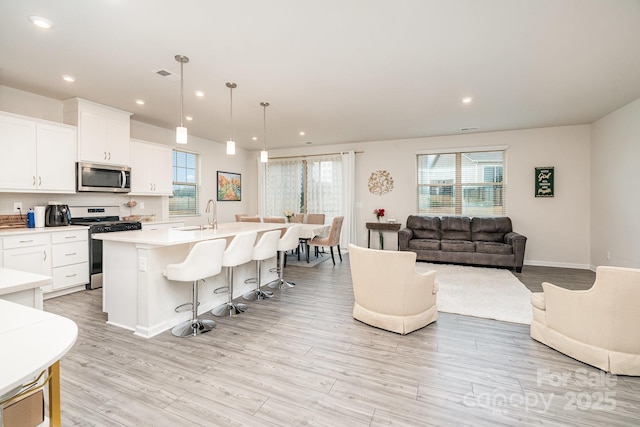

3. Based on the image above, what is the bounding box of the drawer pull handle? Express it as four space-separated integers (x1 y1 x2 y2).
65 236 77 239
65 252 77 256
19 240 34 243
65 273 77 278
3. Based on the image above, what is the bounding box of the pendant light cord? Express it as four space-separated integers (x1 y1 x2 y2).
261 101 269 151
179 60 184 127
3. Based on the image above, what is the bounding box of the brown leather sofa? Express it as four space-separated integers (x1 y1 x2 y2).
398 215 527 272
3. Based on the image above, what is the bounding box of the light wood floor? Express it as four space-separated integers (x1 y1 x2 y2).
44 257 640 426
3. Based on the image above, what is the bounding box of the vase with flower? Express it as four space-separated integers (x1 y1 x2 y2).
373 208 386 249
373 208 385 222
283 209 294 223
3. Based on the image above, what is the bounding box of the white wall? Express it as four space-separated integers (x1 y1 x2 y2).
591 97 640 268
261 125 592 268
0 86 253 225
2 85 597 268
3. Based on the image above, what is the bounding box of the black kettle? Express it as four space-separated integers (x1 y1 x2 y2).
45 203 71 227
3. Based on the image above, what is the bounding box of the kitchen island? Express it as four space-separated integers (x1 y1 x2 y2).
93 222 286 338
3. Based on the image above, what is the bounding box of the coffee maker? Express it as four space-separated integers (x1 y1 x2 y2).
45 202 71 227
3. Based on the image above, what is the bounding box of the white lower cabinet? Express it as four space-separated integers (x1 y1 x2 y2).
50 230 89 293
1 229 89 296
141 221 184 231
2 234 52 292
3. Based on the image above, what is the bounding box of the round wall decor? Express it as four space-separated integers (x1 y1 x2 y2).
368 170 394 195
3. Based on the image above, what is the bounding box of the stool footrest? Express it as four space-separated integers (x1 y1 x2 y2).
213 286 229 294
174 302 199 313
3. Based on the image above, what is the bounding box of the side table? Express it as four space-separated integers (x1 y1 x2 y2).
365 222 402 249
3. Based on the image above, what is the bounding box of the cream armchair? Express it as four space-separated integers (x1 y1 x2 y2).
530 266 640 375
348 244 438 335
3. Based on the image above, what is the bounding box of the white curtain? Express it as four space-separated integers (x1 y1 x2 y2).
341 151 356 247
306 155 342 222
265 159 304 216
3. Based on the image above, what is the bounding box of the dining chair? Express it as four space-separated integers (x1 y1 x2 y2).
234 213 248 222
309 216 344 265
239 216 262 222
290 213 304 223
305 213 325 224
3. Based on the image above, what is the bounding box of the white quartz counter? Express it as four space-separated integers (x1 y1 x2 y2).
0 299 78 397
0 268 52 296
93 221 287 246
0 225 89 237
0 267 52 309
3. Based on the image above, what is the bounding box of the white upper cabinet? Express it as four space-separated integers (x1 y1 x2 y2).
36 122 77 192
0 112 76 193
129 139 173 196
63 98 132 166
0 113 37 191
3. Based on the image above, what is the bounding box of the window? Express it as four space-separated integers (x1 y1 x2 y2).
266 155 342 220
170 149 199 216
417 150 505 216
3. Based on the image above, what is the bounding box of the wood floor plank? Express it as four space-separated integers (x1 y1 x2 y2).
42 258 640 426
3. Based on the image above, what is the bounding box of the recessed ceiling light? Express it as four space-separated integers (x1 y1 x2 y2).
462 97 473 104
29 15 54 29
252 136 258 141
195 90 205 97
299 131 305 136
185 116 193 121
61 75 75 82
135 99 145 105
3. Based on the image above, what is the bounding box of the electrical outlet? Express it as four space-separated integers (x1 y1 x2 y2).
606 251 611 260
139 256 147 272
140 202 145 210
13 202 22 213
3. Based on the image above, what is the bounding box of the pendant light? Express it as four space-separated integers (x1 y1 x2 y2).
226 82 237 155
175 54 189 144
260 102 269 163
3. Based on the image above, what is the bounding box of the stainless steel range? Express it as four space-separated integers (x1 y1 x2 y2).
69 206 142 289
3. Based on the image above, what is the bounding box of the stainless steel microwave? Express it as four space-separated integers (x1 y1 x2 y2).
77 162 131 193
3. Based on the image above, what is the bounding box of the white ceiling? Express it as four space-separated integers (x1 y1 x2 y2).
2 0 640 150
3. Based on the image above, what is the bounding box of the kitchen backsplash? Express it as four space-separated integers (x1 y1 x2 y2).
0 193 165 221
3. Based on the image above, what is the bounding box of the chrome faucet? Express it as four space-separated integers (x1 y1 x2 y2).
205 199 217 229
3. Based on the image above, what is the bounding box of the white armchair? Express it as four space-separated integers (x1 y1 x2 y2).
530 266 640 375
348 244 438 335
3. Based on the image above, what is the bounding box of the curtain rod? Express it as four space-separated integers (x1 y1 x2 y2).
269 150 364 160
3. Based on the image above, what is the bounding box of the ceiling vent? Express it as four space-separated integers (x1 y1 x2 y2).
460 126 479 132
153 69 180 81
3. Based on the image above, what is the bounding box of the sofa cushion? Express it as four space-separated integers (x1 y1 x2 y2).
475 241 512 255
472 217 512 242
441 240 474 252
441 216 471 241
408 239 440 251
406 215 441 240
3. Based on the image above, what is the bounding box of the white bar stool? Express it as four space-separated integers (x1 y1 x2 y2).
243 230 281 301
212 231 257 316
164 239 226 337
268 224 302 289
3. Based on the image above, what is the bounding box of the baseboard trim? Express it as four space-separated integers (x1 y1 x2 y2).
524 260 592 270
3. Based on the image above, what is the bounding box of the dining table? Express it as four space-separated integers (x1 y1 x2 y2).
296 223 330 262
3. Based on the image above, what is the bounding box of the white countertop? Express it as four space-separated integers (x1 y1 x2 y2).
0 268 52 296
0 225 89 237
0 299 78 396
92 221 287 246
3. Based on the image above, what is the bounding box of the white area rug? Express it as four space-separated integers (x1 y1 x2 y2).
415 263 532 324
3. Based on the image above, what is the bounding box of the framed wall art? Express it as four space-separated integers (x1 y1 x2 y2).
535 167 554 197
217 171 241 201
